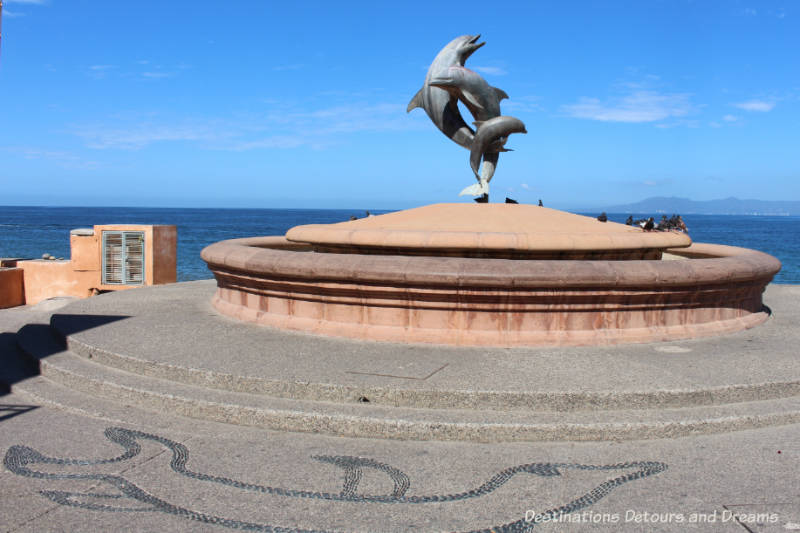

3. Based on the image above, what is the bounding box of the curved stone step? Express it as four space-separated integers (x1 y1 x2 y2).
16 323 800 442
55 313 800 413
45 281 800 413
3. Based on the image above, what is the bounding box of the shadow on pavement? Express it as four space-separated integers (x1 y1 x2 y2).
0 315 129 398
0 403 38 421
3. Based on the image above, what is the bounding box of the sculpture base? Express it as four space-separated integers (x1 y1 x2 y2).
202 236 780 347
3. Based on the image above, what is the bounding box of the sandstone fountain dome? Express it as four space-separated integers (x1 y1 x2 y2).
201 202 780 346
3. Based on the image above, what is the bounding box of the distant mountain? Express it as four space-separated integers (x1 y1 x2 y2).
603 196 800 216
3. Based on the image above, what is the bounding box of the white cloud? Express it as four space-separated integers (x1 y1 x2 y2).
3 8 24 16
520 183 530 190
502 95 542 113
86 65 116 79
2 146 99 169
471 66 508 76
74 123 226 150
71 99 426 151
562 91 693 123
4 0 48 4
723 114 738 122
732 99 775 112
141 71 173 79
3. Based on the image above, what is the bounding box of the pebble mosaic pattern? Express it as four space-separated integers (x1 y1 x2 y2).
4 427 667 532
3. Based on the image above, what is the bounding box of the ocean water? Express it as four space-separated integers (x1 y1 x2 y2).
1 206 798 284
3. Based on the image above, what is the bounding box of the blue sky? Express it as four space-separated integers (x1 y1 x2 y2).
1 0 798 209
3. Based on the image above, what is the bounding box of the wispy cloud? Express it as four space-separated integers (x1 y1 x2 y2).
732 99 775 112
3 9 25 16
562 90 693 123
87 64 116 79
723 114 738 122
4 0 49 4
471 66 508 76
71 99 426 151
614 178 674 187
74 123 226 150
141 71 173 79
2 146 99 169
503 95 542 113
740 7 757 16
85 62 182 81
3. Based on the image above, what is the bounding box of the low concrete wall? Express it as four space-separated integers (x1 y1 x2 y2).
16 260 98 305
0 268 25 309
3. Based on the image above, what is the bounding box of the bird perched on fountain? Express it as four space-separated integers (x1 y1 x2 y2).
625 215 633 225
643 217 655 231
597 212 608 222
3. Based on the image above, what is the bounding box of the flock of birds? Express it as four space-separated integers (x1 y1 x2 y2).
595 212 689 233
347 202 688 235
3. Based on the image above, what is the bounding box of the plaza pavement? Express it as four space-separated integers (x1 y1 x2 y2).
1 284 798 532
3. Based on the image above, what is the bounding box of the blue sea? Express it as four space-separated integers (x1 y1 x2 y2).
1 206 798 284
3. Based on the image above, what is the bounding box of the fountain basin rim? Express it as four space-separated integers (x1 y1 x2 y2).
201 237 781 289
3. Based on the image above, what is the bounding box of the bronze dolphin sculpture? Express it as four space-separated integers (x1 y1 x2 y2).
408 35 526 199
428 65 513 196
469 116 527 180
407 34 484 150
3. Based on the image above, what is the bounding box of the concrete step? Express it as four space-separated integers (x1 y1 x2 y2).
16 323 800 442
53 316 800 413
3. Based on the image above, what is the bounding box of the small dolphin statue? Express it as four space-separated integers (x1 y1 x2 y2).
469 116 527 185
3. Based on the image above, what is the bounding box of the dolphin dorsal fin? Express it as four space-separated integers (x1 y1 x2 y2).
493 87 509 101
461 91 485 110
407 88 424 113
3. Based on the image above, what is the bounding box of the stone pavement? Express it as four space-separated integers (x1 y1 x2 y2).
1 285 799 532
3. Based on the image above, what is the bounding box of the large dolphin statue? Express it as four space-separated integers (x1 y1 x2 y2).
407 34 485 150
408 35 526 200
428 65 516 196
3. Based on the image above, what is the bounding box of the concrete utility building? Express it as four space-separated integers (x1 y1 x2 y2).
0 224 176 308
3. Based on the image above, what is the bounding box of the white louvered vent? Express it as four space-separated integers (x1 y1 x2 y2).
102 231 145 285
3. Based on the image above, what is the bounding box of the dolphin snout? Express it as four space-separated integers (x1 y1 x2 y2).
461 34 485 60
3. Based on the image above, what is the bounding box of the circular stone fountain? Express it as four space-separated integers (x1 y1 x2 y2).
201 203 781 346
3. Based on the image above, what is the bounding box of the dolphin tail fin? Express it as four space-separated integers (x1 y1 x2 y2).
493 87 509 101
459 181 490 197
407 89 424 113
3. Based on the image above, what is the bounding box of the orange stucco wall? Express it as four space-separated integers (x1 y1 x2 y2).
0 268 25 309
0 224 178 307
16 260 98 305
71 233 100 271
